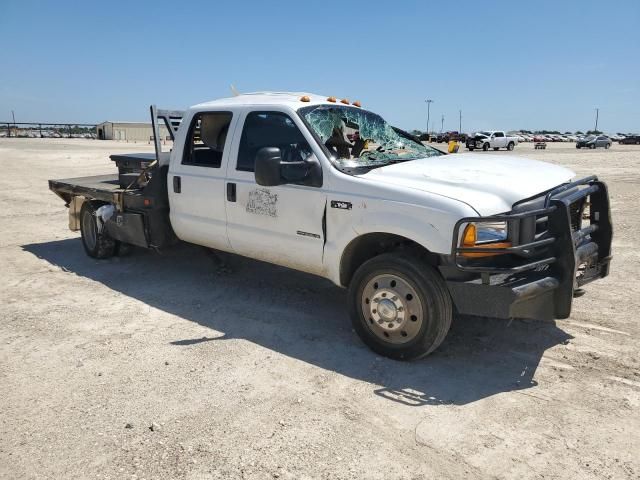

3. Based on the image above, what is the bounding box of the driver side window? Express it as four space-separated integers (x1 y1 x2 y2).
237 111 312 172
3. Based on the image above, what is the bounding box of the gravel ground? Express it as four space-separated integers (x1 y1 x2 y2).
0 138 638 480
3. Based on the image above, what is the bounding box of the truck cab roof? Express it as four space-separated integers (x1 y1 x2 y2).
191 91 353 111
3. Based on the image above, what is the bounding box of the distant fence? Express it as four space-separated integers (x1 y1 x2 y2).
0 122 97 139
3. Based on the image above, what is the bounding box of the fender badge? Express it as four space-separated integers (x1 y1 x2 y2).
296 231 321 239
331 200 352 210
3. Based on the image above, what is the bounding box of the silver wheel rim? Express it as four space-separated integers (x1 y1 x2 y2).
82 210 97 250
361 274 424 344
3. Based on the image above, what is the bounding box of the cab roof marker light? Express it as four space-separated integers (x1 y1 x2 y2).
300 95 311 102
340 98 350 105
352 100 361 107
327 96 337 102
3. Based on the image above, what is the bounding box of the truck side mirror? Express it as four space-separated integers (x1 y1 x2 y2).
254 147 322 187
255 147 284 186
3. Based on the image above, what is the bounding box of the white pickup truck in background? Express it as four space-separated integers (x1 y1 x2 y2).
49 92 612 360
466 130 519 151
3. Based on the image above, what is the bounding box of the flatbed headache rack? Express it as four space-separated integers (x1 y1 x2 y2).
150 105 184 162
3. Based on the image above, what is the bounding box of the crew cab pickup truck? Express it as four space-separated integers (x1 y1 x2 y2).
466 130 518 151
49 92 612 360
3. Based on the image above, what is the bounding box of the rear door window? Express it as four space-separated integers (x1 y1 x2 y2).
182 112 233 168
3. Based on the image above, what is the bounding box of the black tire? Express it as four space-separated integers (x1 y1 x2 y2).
80 201 117 259
605 143 610 150
590 144 596 149
576 145 581 149
482 143 489 151
507 142 515 151
468 147 474 151
348 252 452 360
493 147 499 151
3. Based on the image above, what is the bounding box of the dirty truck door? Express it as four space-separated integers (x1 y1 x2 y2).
224 110 327 276
168 110 237 251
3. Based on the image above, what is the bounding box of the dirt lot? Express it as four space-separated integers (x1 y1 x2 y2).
0 138 638 479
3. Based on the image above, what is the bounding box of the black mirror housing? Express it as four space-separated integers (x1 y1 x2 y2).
254 147 284 186
254 147 323 188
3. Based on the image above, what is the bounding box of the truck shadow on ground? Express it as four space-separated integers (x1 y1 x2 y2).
23 240 572 406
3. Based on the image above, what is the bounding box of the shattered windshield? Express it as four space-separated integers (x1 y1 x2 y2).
299 105 442 170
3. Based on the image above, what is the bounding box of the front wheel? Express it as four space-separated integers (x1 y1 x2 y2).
482 143 489 151
348 253 452 360
605 143 610 149
590 144 596 149
507 142 515 151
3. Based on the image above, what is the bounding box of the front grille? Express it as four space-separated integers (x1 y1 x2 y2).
569 199 585 232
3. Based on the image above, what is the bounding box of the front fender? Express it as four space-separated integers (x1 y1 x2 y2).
323 196 476 285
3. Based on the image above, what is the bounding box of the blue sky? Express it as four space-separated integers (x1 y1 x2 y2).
1 0 638 133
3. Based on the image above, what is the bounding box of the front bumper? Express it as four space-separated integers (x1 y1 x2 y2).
444 176 612 320
466 139 485 148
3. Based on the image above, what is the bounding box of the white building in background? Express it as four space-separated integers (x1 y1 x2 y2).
96 121 170 142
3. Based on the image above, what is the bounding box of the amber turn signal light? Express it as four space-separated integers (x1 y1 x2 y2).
300 95 310 102
352 100 361 107
327 96 337 102
340 98 350 104
462 223 476 247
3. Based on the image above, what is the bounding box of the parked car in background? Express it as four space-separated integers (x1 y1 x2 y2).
466 131 518 151
619 135 640 145
435 131 461 143
576 135 612 149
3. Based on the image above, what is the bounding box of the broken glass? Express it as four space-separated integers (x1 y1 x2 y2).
300 105 442 170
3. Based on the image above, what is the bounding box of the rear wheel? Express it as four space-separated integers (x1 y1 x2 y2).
348 253 452 360
482 143 489 151
507 142 515 151
605 143 610 149
80 202 116 259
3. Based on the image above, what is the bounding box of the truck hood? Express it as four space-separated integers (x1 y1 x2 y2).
357 153 575 215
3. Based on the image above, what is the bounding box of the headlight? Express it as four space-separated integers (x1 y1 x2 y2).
460 221 510 257
475 222 508 243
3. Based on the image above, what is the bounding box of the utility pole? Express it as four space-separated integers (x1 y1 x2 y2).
459 110 462 132
10 111 15 138
425 99 434 134
441 114 444 133
594 108 599 133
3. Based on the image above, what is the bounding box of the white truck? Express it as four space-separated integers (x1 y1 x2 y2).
49 92 612 360
466 130 519 151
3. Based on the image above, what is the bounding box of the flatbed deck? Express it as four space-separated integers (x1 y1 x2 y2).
49 174 125 205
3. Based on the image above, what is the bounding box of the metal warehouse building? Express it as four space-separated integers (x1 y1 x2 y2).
96 121 170 142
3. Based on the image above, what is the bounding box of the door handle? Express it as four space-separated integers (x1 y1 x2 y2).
227 182 236 202
173 176 181 193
